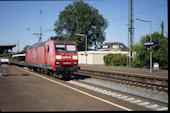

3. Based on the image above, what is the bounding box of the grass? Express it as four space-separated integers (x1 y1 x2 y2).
104 65 168 71
105 65 145 69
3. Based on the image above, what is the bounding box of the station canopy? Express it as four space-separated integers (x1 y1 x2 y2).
0 44 16 54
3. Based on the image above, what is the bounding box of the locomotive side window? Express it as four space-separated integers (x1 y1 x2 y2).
66 44 76 52
47 45 49 52
55 44 65 52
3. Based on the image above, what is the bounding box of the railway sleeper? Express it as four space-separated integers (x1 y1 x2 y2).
153 79 168 86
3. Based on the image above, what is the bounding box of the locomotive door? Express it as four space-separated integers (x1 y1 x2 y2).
45 45 49 64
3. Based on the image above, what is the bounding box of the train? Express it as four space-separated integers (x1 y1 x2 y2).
25 38 80 79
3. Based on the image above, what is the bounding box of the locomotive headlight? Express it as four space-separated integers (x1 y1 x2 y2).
56 55 62 59
72 56 78 59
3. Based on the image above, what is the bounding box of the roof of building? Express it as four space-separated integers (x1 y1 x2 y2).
0 44 16 54
99 42 127 50
103 42 126 47
12 54 26 57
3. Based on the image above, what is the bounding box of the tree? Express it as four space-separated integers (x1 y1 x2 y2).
19 45 30 54
54 0 108 51
132 32 168 69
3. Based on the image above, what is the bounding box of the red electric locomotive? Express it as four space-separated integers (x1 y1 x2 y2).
26 38 80 79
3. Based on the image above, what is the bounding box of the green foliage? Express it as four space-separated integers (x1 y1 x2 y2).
54 0 108 51
0 52 16 60
18 45 30 54
132 32 168 69
103 54 127 66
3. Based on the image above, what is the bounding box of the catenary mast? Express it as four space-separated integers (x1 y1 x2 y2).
128 0 134 67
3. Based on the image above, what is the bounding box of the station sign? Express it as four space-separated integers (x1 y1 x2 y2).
144 41 158 46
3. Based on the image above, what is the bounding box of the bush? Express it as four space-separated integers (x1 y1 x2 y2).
132 32 168 69
103 54 127 66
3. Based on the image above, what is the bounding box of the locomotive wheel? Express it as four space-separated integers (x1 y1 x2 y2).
37 68 41 73
44 69 47 74
53 72 63 78
53 72 57 78
58 74 63 79
33 67 37 72
30 68 34 71
40 68 44 74
46 70 50 76
44 69 49 75
49 71 53 76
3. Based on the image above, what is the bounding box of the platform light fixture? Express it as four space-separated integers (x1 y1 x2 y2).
136 17 153 73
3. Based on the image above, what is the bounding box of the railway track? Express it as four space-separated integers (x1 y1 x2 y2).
75 68 168 93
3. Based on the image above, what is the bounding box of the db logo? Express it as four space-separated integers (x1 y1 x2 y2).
32 52 37 58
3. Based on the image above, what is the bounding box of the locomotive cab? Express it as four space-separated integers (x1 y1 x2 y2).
55 43 78 66
53 41 80 79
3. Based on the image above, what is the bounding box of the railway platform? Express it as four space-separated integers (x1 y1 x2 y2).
0 65 153 111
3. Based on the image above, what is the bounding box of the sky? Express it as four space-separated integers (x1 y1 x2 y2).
0 0 168 52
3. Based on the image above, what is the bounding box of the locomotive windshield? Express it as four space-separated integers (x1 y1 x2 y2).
66 44 76 52
55 44 76 52
55 44 65 52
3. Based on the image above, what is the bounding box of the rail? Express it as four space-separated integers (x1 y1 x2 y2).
77 67 168 87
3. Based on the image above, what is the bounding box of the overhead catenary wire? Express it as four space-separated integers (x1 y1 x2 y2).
109 3 167 23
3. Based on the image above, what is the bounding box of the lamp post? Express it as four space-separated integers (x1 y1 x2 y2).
75 33 87 66
156 16 164 36
136 18 153 73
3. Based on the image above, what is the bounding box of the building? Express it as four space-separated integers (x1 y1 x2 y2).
98 42 127 51
78 51 136 65
12 54 26 61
